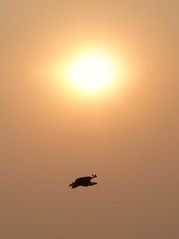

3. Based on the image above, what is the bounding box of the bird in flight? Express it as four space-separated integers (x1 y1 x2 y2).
69 174 97 189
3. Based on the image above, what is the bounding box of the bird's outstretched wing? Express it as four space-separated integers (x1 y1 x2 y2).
75 176 91 184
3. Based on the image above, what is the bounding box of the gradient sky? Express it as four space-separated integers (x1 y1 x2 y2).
1 1 179 238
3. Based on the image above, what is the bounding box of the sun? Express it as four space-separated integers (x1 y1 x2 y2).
68 53 116 93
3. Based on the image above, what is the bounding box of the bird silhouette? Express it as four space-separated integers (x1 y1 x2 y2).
69 174 97 189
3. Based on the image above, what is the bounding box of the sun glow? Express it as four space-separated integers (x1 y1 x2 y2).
68 53 116 93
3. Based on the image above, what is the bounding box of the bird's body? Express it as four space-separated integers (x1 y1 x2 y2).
69 174 97 189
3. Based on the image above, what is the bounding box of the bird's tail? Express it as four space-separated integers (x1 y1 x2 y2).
69 182 78 188
92 174 97 178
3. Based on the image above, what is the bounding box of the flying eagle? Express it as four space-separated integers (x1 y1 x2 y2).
69 174 97 189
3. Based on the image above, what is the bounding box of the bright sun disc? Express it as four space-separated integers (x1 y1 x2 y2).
68 53 116 93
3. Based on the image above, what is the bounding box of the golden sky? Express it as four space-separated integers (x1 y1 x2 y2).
1 1 179 238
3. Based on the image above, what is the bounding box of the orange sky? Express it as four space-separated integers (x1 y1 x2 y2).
1 1 179 238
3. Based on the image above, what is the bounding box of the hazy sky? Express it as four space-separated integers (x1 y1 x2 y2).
1 1 179 238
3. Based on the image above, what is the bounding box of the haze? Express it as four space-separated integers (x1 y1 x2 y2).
1 1 179 239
